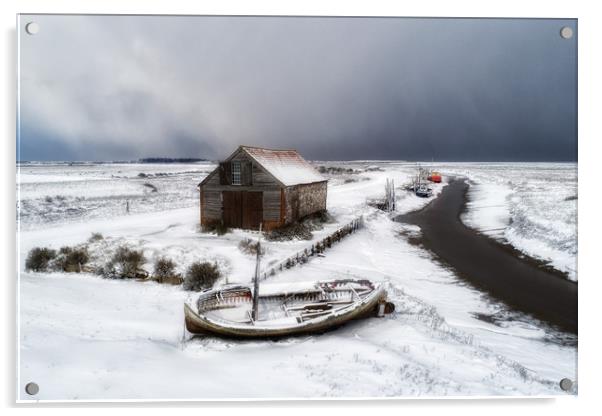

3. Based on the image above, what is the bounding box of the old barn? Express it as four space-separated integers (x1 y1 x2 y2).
198 146 328 231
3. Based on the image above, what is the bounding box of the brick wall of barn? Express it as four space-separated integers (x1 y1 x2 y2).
284 182 327 223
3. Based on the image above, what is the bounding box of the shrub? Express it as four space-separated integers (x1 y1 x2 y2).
317 166 357 175
153 257 182 284
238 238 265 256
183 261 221 291
314 209 334 224
203 222 229 236
266 222 313 241
102 246 146 279
265 210 333 242
265 211 331 242
52 246 90 272
88 232 104 242
25 247 57 272
215 223 229 236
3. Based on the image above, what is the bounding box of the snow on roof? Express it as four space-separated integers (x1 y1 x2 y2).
240 146 326 186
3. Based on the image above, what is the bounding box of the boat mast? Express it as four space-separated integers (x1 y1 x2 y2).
251 223 262 321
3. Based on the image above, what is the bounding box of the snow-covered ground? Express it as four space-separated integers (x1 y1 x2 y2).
17 162 215 229
17 162 577 400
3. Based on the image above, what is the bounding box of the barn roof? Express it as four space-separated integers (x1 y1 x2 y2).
238 146 326 186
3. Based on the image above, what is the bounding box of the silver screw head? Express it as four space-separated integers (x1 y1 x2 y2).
25 22 40 35
25 382 39 395
560 26 573 39
559 378 573 392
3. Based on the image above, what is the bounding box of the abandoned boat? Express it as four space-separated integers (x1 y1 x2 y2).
415 184 433 198
184 278 394 338
428 171 442 183
184 224 393 338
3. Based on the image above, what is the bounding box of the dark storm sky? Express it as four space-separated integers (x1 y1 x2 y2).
18 16 577 161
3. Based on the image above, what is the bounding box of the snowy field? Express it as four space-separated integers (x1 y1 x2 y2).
17 162 577 400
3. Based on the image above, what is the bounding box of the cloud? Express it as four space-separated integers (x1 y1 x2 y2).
18 16 577 161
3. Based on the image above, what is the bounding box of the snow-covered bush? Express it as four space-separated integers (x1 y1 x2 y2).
266 222 313 241
266 210 333 242
152 257 182 284
51 246 90 272
100 246 147 279
238 238 265 256
317 165 358 175
25 247 57 272
202 222 229 235
183 261 220 291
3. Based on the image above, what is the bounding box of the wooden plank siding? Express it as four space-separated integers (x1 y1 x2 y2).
201 149 283 229
242 191 263 229
252 163 277 187
222 191 242 228
263 190 281 222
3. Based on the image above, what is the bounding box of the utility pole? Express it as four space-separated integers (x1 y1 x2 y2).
251 223 262 322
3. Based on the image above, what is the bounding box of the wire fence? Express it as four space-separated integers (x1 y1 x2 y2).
259 216 364 281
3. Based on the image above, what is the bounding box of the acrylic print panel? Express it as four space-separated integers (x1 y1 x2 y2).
17 15 577 401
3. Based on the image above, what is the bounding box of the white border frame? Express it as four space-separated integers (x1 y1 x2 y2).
3 0 600 413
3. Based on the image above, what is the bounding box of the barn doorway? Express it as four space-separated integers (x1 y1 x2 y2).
222 191 263 230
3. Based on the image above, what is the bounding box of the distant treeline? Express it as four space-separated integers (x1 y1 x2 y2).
138 157 207 163
18 158 209 165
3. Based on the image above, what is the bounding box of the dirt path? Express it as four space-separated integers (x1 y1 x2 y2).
397 178 577 334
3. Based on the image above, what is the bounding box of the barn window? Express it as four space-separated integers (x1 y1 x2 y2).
231 161 242 185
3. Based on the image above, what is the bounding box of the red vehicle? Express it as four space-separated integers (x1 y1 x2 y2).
428 171 442 183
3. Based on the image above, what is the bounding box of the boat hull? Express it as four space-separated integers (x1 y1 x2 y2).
184 283 389 338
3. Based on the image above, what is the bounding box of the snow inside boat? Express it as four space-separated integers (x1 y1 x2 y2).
184 279 394 338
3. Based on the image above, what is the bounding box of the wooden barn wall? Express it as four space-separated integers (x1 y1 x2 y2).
251 163 277 187
200 149 283 227
203 150 281 191
203 171 221 186
283 186 295 223
263 190 281 222
201 189 222 222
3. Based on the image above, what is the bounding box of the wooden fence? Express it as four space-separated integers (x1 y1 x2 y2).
259 216 364 280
